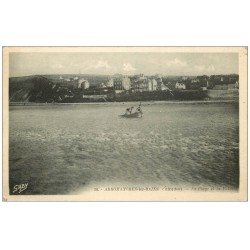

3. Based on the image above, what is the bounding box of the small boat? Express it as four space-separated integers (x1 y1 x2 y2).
120 111 143 118
120 103 143 118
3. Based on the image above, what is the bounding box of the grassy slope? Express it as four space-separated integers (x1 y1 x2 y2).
9 75 53 102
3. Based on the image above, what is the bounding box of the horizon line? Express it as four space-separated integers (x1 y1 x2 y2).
9 72 239 78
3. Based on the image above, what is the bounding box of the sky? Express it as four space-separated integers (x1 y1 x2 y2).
9 52 239 77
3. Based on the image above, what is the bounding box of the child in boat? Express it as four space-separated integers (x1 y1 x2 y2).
136 105 143 116
136 105 142 113
126 107 134 114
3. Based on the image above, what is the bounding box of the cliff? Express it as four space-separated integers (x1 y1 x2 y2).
9 75 74 103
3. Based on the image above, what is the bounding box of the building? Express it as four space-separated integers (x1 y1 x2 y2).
131 76 159 92
78 78 90 89
99 82 107 89
140 79 150 92
131 79 141 92
155 77 163 90
106 78 114 88
122 77 131 90
175 82 186 90
132 78 146 92
114 78 123 92
114 77 131 92
148 79 158 91
132 78 155 92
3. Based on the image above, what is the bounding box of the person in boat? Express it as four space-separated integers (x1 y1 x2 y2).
136 104 142 114
125 106 134 114
130 107 134 114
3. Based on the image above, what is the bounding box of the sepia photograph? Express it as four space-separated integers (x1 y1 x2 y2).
1 1 250 249
2 46 247 201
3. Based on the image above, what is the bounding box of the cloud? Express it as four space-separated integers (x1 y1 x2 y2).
123 63 136 72
81 59 112 73
51 63 64 69
93 60 111 70
207 64 215 72
194 65 206 71
166 58 187 67
194 64 216 73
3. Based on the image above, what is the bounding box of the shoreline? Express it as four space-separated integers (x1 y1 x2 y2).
9 99 239 106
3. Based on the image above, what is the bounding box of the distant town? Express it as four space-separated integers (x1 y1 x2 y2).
9 73 239 103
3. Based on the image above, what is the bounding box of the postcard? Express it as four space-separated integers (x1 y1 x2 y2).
2 46 247 201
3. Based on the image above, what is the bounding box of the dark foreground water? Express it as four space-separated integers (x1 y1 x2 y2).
9 102 239 194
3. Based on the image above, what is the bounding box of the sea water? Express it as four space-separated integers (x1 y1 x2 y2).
9 102 239 194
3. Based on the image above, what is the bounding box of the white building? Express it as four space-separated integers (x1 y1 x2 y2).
148 79 158 91
122 77 131 90
78 78 90 89
175 82 186 90
107 78 114 87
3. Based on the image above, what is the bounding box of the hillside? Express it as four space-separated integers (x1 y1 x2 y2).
9 76 53 102
9 75 75 103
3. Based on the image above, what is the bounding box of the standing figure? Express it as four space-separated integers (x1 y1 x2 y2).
136 104 143 116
